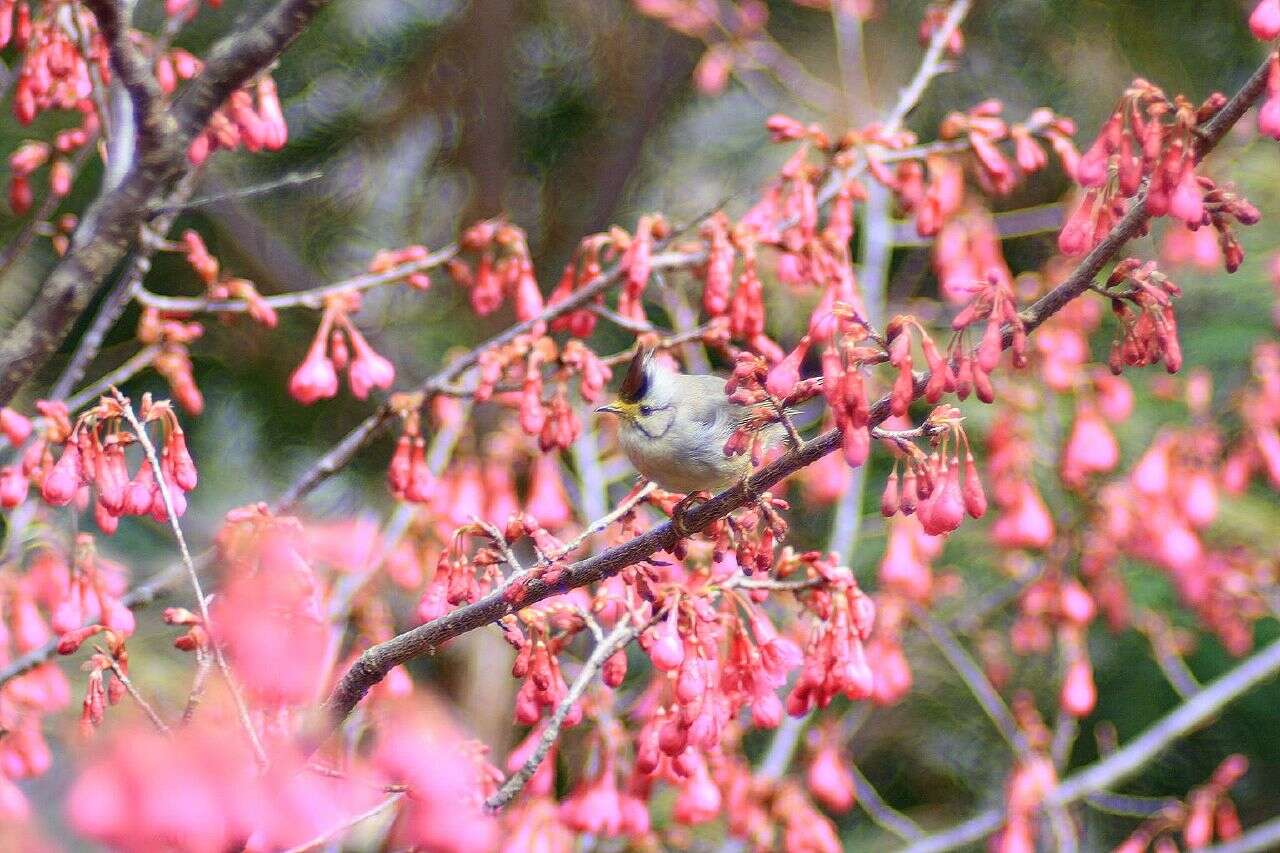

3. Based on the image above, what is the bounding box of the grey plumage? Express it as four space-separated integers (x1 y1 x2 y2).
598 349 781 494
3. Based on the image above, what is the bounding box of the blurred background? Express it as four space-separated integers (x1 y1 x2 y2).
4 0 1278 848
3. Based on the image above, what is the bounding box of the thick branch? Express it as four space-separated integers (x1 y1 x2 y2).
312 46 1271 748
0 0 330 408
172 0 330 135
81 0 165 147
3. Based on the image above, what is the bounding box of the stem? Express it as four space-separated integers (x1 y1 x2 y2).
851 762 924 841
908 601 1027 754
279 790 406 853
114 392 268 768
135 245 457 313
104 653 172 735
902 636 1280 853
484 616 640 811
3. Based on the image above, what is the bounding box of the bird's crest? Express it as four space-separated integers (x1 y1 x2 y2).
618 346 655 403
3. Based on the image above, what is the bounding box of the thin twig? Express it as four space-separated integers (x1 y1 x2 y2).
181 647 214 725
114 391 268 768
135 245 457 313
49 169 201 401
726 575 823 592
1083 792 1179 818
472 516 525 574
882 0 972 134
149 169 323 213
907 601 1027 754
65 345 160 411
548 481 657 563
102 652 172 736
850 762 925 841
279 790 407 853
901 636 1280 853
484 615 641 811
1138 611 1201 700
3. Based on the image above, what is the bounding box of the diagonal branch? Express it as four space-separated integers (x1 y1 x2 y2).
484 616 643 812
172 0 331 136
901 636 1280 853
309 47 1272 750
0 0 332 409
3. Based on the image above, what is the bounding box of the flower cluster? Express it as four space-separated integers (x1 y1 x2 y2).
879 405 987 536
1102 259 1184 374
783 553 877 713
0 395 196 534
288 290 395 404
137 308 206 415
446 220 549 322
188 75 288 164
1061 79 1260 264
181 230 278 328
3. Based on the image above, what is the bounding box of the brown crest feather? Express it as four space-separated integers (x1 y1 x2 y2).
618 346 654 403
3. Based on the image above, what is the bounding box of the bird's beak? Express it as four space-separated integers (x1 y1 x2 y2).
595 402 623 416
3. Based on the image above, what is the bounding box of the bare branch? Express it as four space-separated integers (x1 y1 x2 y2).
136 246 457 313
850 762 924 841
65 345 161 412
882 0 972 134
102 650 172 736
907 601 1027 754
181 647 214 725
485 616 641 812
902 636 1280 853
115 392 268 767
49 170 201 401
279 790 406 853
81 0 166 146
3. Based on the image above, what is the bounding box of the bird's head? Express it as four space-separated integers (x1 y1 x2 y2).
595 347 674 434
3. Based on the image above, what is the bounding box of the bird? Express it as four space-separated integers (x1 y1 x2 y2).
595 347 787 514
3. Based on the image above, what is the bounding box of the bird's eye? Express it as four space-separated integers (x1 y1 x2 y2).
639 405 653 417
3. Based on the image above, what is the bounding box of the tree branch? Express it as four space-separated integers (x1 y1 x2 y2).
309 43 1270 748
901 636 1280 853
116 392 267 767
172 0 331 136
484 616 642 811
81 0 165 148
135 245 457 313
908 601 1027 754
0 0 331 408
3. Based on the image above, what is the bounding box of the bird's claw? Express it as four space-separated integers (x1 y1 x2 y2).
671 490 711 538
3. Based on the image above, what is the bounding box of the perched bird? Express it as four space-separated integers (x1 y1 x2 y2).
595 347 785 497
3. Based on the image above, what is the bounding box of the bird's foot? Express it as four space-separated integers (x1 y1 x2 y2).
671 490 712 538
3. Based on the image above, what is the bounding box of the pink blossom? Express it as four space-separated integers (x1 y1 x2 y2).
1249 0 1280 40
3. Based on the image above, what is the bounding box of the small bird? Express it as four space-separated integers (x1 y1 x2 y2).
595 347 784 498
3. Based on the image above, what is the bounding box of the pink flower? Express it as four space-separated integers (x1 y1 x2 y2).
1249 0 1280 40
211 568 327 706
373 707 498 852
288 341 338 404
526 454 572 530
647 605 685 672
765 335 810 398
346 336 396 399
806 744 855 812
1060 657 1097 717
0 406 33 444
